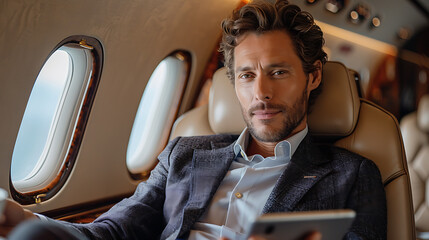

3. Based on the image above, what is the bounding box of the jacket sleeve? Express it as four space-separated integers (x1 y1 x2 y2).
53 137 181 240
344 159 387 240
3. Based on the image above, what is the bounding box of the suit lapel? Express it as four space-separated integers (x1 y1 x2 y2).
263 135 332 213
179 141 236 235
188 144 235 205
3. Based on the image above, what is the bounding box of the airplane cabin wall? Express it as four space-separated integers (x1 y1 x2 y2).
0 0 240 212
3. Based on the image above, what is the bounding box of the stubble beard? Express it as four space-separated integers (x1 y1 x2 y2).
242 87 308 143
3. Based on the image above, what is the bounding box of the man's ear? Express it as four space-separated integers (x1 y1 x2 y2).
308 60 322 92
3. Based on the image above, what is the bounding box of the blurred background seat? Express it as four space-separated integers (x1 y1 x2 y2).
401 94 429 239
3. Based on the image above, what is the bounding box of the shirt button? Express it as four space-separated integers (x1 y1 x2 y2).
235 192 243 199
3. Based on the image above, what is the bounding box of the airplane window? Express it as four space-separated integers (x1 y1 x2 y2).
127 51 190 178
11 50 71 182
10 36 103 204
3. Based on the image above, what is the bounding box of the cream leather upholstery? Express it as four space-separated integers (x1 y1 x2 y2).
171 61 416 240
401 94 429 233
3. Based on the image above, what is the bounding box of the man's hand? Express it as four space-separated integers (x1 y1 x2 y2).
219 231 322 240
0 199 37 237
248 231 322 240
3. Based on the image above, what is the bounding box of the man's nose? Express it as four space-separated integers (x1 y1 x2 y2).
254 75 273 101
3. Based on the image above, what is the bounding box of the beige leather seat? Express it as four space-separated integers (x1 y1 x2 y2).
171 61 416 240
401 94 429 237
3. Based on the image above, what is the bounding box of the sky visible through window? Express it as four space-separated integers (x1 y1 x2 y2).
127 60 167 160
127 55 187 174
11 50 71 182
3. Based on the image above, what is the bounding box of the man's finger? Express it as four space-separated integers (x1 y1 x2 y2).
0 225 14 237
303 231 322 240
248 235 268 240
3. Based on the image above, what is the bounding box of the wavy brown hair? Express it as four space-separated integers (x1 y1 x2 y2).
220 0 327 107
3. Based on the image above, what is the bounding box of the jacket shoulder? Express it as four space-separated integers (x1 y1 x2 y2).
321 144 381 174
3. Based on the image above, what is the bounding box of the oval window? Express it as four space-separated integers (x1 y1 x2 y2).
127 51 191 178
11 50 71 182
10 36 103 204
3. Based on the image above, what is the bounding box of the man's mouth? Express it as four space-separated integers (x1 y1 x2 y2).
251 109 282 120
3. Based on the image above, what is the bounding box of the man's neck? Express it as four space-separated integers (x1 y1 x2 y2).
246 125 307 158
246 138 277 158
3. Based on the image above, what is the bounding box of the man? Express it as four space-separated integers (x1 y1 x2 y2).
1 0 386 239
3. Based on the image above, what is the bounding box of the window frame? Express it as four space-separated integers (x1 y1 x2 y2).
10 36 103 205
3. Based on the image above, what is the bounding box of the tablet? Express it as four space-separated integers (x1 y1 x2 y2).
243 209 356 240
0 188 7 217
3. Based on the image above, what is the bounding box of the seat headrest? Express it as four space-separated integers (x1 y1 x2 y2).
208 61 361 137
308 61 360 136
209 68 246 134
417 94 429 132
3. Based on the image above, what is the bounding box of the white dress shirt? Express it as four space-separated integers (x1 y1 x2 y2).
188 126 308 239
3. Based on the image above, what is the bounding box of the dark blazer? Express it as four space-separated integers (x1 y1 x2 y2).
64 134 386 240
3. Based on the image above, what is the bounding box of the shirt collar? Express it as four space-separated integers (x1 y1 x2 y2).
233 126 308 161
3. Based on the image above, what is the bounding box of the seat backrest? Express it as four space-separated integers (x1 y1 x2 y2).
400 94 429 234
171 61 416 240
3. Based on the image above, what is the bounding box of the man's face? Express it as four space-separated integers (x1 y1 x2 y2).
234 30 320 143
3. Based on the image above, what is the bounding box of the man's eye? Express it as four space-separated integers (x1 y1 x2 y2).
273 71 285 76
239 73 253 79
